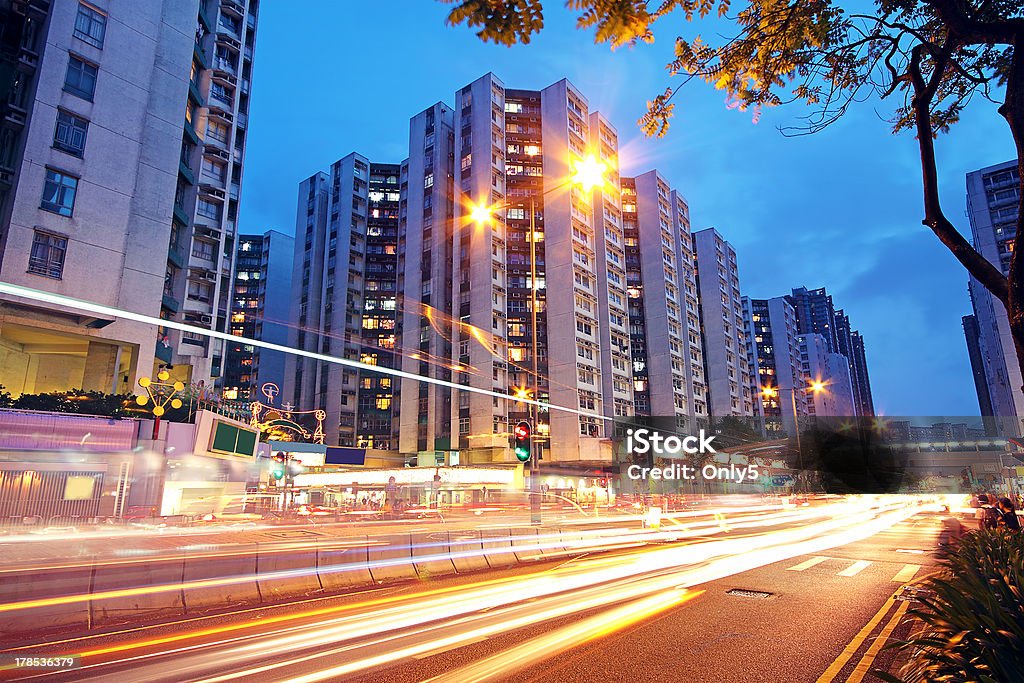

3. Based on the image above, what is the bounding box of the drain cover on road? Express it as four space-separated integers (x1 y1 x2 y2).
726 588 774 599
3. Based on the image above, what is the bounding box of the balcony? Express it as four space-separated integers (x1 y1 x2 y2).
178 159 195 185
162 293 181 314
198 3 214 32
167 246 186 269
173 202 191 227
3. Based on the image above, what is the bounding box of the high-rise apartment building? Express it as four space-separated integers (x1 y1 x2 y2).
397 102 456 464
693 228 753 418
788 286 874 416
965 160 1023 431
287 154 402 448
962 313 995 424
621 172 707 427
222 229 293 400
158 0 259 388
798 332 856 416
0 1 203 397
398 73 638 466
743 296 807 436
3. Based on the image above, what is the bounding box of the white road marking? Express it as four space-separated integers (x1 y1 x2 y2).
891 564 921 582
786 556 829 571
837 560 872 577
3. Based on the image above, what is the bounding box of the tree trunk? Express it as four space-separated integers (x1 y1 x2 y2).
999 33 1024 418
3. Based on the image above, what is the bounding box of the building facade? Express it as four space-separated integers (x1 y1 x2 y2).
158 0 259 388
693 227 753 418
222 229 293 400
397 102 456 465
743 296 807 436
788 285 874 416
798 332 856 417
622 172 708 429
965 160 1023 433
397 74 641 466
0 1 198 398
286 154 402 448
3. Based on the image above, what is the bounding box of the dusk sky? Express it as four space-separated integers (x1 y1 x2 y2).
238 1 1015 418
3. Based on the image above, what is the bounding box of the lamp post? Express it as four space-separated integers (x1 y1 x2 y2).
762 380 826 489
471 152 609 525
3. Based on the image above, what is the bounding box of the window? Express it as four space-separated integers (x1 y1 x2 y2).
64 56 98 100
41 169 79 216
197 198 221 220
206 120 230 144
53 111 88 156
74 3 106 48
28 231 67 278
191 240 215 260
201 158 226 183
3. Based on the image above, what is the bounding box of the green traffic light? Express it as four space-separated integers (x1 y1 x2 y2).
514 446 530 462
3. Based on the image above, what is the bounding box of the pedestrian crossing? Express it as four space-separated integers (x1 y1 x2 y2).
785 556 923 582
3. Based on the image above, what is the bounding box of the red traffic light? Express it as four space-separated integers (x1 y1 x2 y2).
514 423 531 439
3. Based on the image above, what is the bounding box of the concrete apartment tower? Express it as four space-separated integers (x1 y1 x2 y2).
965 160 1023 434
798 332 856 416
622 172 708 428
286 154 402 448
0 1 206 397
742 296 807 436
222 229 293 401
397 102 457 465
158 0 259 388
788 286 874 417
693 227 754 418
398 73 630 466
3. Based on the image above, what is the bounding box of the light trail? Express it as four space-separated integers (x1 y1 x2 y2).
3 498 922 682
0 281 605 421
0 504 836 613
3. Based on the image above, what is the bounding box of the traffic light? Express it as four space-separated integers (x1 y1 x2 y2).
513 421 532 463
271 453 285 480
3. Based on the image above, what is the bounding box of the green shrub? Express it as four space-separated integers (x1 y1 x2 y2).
877 529 1024 682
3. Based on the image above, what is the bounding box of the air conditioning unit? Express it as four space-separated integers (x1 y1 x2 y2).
199 314 213 325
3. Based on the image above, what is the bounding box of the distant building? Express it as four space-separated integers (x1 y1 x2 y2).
964 159 1023 434
693 228 753 418
743 296 807 436
798 333 856 416
788 286 874 416
222 230 293 401
286 154 402 448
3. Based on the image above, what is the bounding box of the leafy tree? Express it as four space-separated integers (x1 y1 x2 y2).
441 0 1024 390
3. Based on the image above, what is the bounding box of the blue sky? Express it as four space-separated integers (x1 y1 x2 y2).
238 1 1015 417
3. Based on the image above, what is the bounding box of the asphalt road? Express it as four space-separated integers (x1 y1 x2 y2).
0 497 948 683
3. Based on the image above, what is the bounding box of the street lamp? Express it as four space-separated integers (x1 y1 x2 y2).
471 149 610 524
761 380 826 488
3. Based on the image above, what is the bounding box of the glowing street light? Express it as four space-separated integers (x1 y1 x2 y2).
469 202 493 225
571 153 609 192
